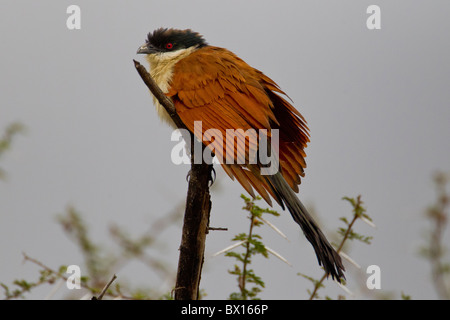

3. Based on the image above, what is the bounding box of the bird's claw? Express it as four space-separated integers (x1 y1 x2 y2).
208 167 216 187
185 166 216 186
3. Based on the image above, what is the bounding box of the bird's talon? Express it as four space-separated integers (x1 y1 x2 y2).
209 167 216 186
186 169 192 182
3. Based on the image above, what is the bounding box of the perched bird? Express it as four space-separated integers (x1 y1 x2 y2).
137 28 345 281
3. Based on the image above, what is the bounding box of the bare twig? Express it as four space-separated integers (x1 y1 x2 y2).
208 227 228 231
92 274 117 300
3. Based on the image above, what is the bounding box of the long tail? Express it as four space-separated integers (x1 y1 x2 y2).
267 171 345 282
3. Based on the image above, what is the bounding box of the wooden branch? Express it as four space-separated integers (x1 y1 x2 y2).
175 157 212 299
133 59 212 300
92 274 117 300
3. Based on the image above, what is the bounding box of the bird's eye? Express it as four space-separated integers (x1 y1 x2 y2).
165 43 173 50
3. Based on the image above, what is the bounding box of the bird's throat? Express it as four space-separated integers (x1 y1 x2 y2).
145 47 198 127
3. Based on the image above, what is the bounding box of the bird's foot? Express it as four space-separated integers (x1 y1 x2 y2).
185 166 216 187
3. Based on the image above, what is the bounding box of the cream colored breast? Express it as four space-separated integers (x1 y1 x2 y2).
145 47 198 128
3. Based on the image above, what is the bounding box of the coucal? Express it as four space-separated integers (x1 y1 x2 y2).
137 28 345 281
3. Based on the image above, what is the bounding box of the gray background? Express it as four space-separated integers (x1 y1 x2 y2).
1 0 449 299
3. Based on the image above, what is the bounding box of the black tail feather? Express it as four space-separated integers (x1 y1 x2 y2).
267 172 345 282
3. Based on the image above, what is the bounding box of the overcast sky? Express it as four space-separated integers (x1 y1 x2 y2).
1 0 450 299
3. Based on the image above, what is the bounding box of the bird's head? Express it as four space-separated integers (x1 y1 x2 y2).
137 28 207 55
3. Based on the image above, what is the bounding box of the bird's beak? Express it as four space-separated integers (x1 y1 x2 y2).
137 43 157 54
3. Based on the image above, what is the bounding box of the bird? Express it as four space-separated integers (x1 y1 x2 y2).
137 27 345 282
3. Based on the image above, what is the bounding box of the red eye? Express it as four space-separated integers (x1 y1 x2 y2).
165 43 173 50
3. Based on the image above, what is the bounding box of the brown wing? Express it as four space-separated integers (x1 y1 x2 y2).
166 46 309 204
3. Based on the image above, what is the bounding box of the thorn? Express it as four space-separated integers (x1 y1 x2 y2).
360 216 376 228
265 246 292 266
339 251 361 269
335 280 354 297
212 240 247 257
256 216 289 241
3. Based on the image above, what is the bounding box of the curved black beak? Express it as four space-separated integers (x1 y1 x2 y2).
137 43 158 54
